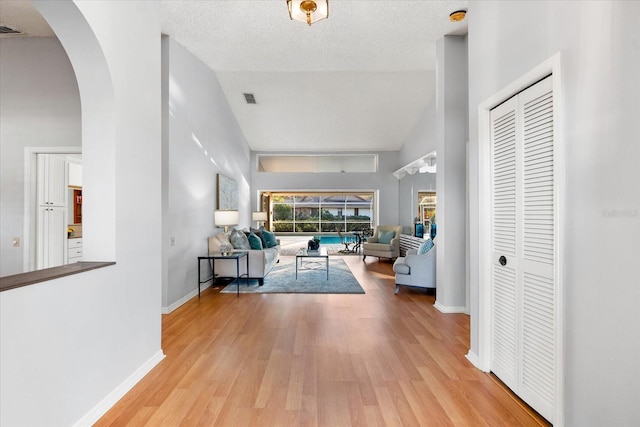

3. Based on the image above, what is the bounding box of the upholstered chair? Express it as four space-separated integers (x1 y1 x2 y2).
392 238 436 294
362 225 402 261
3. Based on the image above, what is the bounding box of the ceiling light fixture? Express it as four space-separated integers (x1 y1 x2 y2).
449 9 466 22
287 0 329 26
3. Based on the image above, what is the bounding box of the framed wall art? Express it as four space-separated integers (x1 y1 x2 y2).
216 174 238 210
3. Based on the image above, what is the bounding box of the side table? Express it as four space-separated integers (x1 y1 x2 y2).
198 251 249 297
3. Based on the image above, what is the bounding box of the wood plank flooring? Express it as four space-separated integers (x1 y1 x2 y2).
96 256 549 426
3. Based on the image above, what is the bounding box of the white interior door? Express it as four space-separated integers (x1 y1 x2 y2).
490 95 519 392
490 76 556 422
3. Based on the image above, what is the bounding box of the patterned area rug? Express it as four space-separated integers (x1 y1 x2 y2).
220 258 365 294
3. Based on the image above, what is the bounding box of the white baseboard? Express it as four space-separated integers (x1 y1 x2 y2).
162 283 211 314
72 350 165 427
465 350 481 369
433 300 467 313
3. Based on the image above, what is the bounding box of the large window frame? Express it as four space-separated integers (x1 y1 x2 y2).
269 192 374 233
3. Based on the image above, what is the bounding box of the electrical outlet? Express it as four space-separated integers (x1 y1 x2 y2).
170 237 175 246
12 237 20 247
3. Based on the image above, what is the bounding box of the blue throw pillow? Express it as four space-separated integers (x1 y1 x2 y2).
418 239 434 255
378 230 395 244
261 230 278 248
248 232 263 250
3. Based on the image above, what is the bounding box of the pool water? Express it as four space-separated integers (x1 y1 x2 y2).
316 235 356 244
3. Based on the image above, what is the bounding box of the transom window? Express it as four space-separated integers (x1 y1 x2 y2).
257 154 377 173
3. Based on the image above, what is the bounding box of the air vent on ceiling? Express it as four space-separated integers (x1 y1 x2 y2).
0 25 23 35
243 93 256 104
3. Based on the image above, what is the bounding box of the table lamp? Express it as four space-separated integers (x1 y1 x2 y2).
214 210 239 233
252 211 268 228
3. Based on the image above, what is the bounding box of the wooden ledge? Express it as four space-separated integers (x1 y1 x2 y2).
0 262 115 293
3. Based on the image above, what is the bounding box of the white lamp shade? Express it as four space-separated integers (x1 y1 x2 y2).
215 210 239 227
252 211 268 222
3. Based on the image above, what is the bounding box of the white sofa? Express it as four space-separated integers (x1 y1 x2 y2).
392 240 436 294
208 233 280 286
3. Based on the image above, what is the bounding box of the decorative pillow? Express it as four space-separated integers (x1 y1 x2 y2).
229 229 251 250
250 227 263 241
247 232 263 250
261 230 278 248
378 230 395 245
417 239 434 255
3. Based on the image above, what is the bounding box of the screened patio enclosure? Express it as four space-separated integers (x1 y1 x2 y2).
270 193 373 233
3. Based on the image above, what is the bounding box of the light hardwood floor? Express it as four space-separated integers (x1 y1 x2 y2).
96 256 549 426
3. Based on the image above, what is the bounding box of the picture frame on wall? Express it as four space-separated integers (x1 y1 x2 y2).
216 174 238 210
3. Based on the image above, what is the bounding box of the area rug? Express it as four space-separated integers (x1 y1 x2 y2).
220 258 365 294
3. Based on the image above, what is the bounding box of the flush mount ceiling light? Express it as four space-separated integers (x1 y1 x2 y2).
449 9 467 22
287 0 329 26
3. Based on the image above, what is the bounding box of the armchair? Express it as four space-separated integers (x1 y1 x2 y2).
392 239 436 294
362 225 402 261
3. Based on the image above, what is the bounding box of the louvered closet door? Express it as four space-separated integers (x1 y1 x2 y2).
490 76 556 423
490 96 520 393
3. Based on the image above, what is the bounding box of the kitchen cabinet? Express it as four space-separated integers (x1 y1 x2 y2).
36 154 68 269
68 162 82 188
37 206 67 269
37 154 68 207
67 238 83 263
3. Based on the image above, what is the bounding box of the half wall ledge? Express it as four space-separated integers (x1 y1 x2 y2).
0 262 116 292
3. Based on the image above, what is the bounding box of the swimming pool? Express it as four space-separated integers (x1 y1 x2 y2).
316 236 341 244
315 235 357 244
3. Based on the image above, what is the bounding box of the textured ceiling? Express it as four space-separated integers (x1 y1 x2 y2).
0 0 469 153
161 0 468 152
0 1 54 36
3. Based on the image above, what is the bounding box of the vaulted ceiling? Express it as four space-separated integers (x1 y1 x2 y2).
1 0 468 153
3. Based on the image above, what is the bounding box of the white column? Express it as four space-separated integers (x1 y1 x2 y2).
434 35 468 313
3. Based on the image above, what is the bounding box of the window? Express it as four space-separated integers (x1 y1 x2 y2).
418 191 436 225
270 192 373 233
257 154 377 173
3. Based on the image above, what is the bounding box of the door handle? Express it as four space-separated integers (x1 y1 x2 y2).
499 255 507 266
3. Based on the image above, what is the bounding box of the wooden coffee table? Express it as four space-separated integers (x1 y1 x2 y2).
295 247 329 280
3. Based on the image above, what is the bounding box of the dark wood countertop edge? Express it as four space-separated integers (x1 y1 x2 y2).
0 262 116 293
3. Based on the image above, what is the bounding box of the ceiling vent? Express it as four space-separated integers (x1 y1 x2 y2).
0 25 24 36
243 93 257 104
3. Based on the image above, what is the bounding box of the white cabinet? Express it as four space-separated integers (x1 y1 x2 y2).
67 238 83 263
68 162 82 188
37 206 68 269
37 154 68 207
36 154 68 269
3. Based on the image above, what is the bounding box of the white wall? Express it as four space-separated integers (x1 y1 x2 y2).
0 2 163 426
468 1 640 424
398 97 437 168
251 151 401 226
163 38 252 311
0 37 81 276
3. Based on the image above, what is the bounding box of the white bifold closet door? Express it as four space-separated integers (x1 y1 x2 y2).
490 75 556 423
